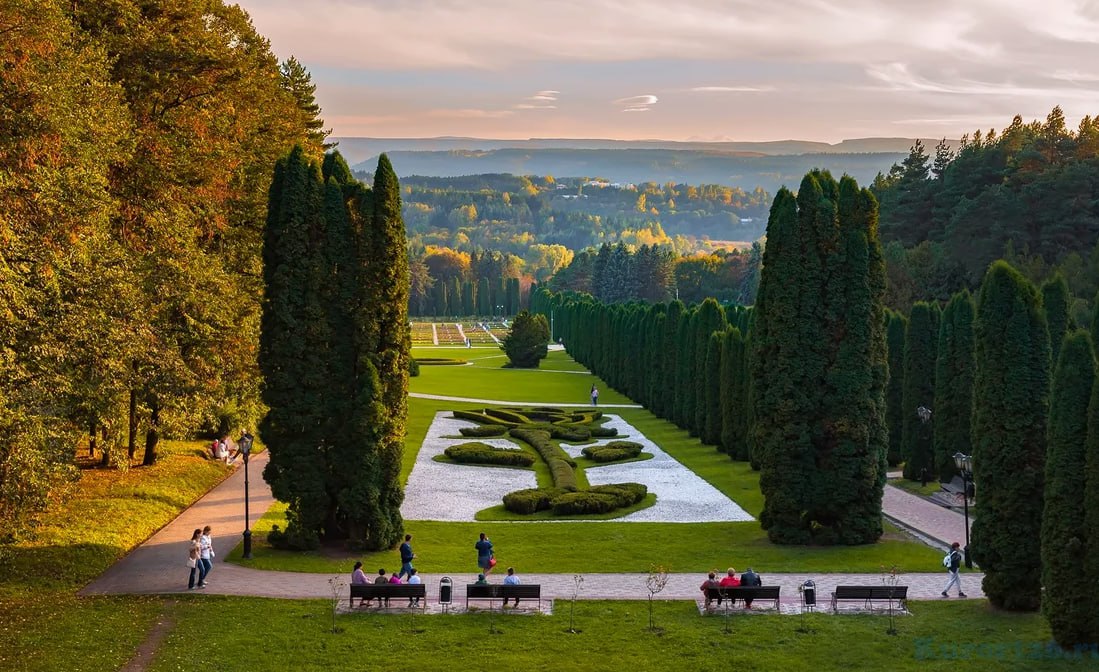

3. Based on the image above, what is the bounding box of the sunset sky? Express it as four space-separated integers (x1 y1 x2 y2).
236 0 1099 142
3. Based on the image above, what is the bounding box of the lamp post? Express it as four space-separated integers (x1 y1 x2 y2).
952 451 974 568
239 432 255 559
550 309 555 342
496 305 503 319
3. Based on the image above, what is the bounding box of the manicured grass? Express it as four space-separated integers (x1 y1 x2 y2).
0 440 236 672
148 597 1085 672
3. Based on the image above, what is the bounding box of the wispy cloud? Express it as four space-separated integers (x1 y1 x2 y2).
616 94 658 112
425 108 515 119
514 103 557 110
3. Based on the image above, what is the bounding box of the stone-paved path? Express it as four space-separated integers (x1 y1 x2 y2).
82 447 984 603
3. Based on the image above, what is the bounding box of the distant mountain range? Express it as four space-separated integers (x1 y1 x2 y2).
336 137 955 193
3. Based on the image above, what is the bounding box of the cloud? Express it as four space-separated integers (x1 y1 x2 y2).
865 62 1099 101
514 103 557 110
615 94 658 112
690 85 773 92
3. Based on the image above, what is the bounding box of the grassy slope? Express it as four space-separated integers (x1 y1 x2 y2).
0 441 236 672
231 348 936 574
149 598 1083 672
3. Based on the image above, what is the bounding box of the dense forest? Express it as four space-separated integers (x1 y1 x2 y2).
0 0 326 532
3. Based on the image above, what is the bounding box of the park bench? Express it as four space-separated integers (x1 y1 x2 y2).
830 585 908 613
350 583 427 610
703 585 781 610
466 583 542 609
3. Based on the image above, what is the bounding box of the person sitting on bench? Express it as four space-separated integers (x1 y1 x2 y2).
502 567 521 606
740 567 762 608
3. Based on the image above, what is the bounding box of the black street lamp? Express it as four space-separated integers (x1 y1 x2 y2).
952 451 974 568
239 432 255 559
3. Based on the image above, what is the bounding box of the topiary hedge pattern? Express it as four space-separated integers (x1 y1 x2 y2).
416 357 467 365
510 428 577 490
458 424 509 437
550 483 648 515
444 442 534 467
582 441 644 463
502 487 569 514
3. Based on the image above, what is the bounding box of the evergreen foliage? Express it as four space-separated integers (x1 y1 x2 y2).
260 150 408 551
693 299 727 440
1085 337 1099 642
885 311 908 466
1041 273 1071 365
751 171 887 544
933 291 975 482
702 332 724 445
971 261 1051 611
501 311 551 368
901 302 939 481
1041 330 1095 647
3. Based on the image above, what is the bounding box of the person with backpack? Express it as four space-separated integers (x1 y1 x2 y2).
941 541 966 597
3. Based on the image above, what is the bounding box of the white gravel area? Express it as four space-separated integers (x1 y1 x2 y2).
401 412 755 523
401 415 537 521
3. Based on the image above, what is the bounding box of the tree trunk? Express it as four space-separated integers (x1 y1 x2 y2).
142 402 160 466
127 390 138 460
88 421 97 457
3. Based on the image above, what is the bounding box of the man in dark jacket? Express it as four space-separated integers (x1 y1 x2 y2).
740 567 762 608
941 542 967 597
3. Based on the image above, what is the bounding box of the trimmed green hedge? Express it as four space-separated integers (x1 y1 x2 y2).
551 425 591 442
590 426 618 438
453 409 516 426
510 428 577 490
444 442 534 467
410 359 421 377
485 408 530 424
502 487 569 514
582 441 643 463
458 424 508 437
550 483 648 515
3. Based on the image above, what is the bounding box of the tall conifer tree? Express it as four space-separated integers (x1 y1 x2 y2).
971 261 1050 611
933 291 975 482
694 298 727 439
901 302 939 481
1041 330 1094 646
885 311 908 466
1041 273 1070 365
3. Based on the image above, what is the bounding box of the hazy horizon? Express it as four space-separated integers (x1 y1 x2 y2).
237 0 1099 142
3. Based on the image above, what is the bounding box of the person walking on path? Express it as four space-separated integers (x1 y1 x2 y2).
398 534 415 580
187 529 204 590
941 542 967 597
475 532 495 575
198 525 214 586
590 384 599 406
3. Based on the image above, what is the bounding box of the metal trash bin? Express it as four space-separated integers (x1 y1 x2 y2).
439 576 453 604
802 579 816 612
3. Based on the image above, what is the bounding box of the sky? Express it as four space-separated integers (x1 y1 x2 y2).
236 0 1099 142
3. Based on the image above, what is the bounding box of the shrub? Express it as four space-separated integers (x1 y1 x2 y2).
485 408 531 424
551 425 591 442
582 441 643 463
409 358 420 377
458 425 508 438
502 487 569 514
501 310 550 368
510 427 577 490
453 409 515 426
550 491 618 515
444 443 534 467
590 426 619 438
416 357 467 365
589 482 647 507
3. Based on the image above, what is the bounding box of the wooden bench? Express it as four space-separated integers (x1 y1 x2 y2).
830 585 908 613
703 585 781 610
350 583 426 610
466 583 542 609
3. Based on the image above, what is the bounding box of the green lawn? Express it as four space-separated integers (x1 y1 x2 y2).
890 478 947 498
143 597 1087 672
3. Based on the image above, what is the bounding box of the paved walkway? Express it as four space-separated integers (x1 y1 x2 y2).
82 447 984 603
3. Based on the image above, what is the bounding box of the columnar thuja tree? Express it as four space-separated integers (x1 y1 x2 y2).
933 291 975 482
885 311 908 466
971 261 1050 611
702 332 724 446
1041 330 1095 647
694 298 727 440
260 149 409 550
1041 274 1070 366
751 171 888 544
1086 339 1099 642
901 302 939 481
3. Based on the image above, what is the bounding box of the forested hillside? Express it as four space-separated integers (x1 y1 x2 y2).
873 107 1099 320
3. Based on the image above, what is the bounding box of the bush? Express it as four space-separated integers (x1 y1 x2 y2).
501 310 550 368
550 491 618 515
416 357 467 365
590 426 618 438
582 441 643 463
409 358 420 377
485 408 530 424
444 443 534 467
510 428 577 490
458 425 508 437
502 487 569 514
453 409 515 426
551 425 591 442
589 482 647 507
